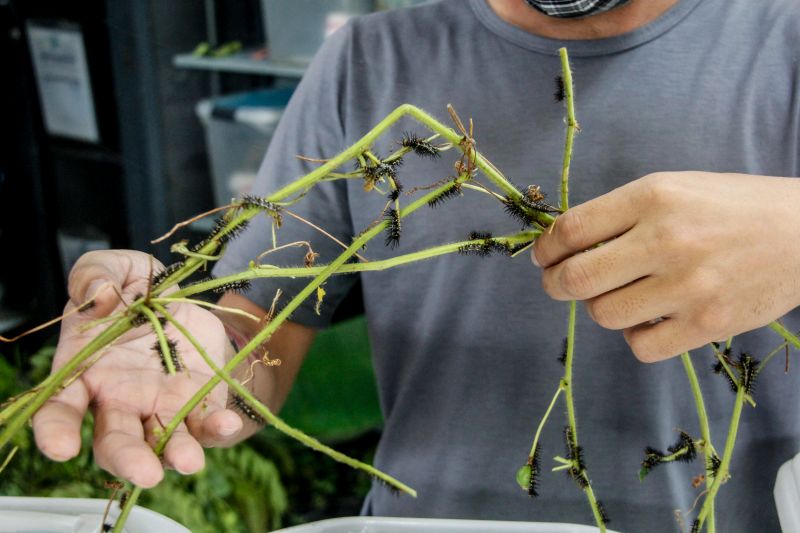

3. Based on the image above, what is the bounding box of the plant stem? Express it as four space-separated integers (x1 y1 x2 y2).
681 352 715 533
769 321 800 350
0 319 131 451
144 181 463 505
553 47 605 531
528 384 564 458
559 47 578 210
173 231 540 299
696 384 746 530
153 304 416 494
110 486 142 533
138 306 176 375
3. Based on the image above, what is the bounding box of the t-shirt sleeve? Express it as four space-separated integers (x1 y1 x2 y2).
213 24 357 329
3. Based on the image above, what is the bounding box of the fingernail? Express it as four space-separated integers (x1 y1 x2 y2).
218 425 238 437
86 280 108 300
531 252 541 267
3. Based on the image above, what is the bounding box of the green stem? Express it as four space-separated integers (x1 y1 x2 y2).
173 231 540 299
111 486 142 533
152 303 416 495
564 301 579 439
148 181 464 500
769 321 800 350
138 306 176 375
559 47 578 210
152 105 553 298
681 352 715 533
528 383 564 458
696 384 746 530
0 319 131 451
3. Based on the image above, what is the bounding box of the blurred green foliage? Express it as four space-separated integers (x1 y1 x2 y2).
0 315 383 531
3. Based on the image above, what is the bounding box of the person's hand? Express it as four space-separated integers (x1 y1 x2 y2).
532 172 800 362
32 250 245 487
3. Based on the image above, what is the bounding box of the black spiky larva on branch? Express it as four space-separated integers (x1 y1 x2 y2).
151 338 182 374
554 75 566 102
400 132 441 159
427 180 462 208
558 337 568 366
211 279 252 295
596 500 611 525
738 352 760 395
151 261 184 289
515 443 542 497
384 208 401 248
230 394 266 425
458 231 513 257
238 194 283 225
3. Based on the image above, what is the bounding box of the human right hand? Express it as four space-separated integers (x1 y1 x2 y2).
32 250 245 487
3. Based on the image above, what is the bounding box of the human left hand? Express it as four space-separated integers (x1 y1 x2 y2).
532 171 800 362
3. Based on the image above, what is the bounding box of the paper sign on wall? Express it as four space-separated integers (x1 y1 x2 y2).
26 21 99 143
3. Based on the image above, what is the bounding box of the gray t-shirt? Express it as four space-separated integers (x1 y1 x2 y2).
215 0 800 530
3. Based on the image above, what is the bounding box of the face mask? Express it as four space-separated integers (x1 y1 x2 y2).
523 0 633 18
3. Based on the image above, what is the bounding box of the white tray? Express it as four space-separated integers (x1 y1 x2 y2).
274 517 622 533
0 497 189 533
775 453 800 533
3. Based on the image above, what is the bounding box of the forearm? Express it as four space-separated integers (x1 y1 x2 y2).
215 293 317 441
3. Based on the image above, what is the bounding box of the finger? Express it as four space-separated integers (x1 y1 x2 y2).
68 250 163 317
144 415 205 475
32 381 90 461
93 406 164 488
188 407 244 448
540 228 655 300
533 181 643 268
584 275 679 330
623 316 704 363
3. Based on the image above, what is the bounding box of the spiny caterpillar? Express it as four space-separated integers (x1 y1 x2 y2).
639 446 664 479
596 500 610 525
231 394 265 425
708 454 721 478
384 208 401 248
238 194 282 218
712 359 738 393
388 176 404 201
190 218 250 252
558 337 568 366
738 352 759 395
363 161 397 183
151 338 182 373
639 432 696 479
515 443 542 497
564 426 588 488
529 443 542 497
458 231 513 257
400 132 441 159
427 181 462 208
211 279 251 295
151 261 184 288
667 431 696 463
554 75 566 102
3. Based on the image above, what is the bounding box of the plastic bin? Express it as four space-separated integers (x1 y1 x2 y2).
262 0 374 63
0 497 190 533
775 452 800 532
196 87 295 207
273 517 622 533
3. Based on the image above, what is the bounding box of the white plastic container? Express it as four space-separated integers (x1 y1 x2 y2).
0 496 189 533
274 516 622 533
775 453 800 533
195 87 295 207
